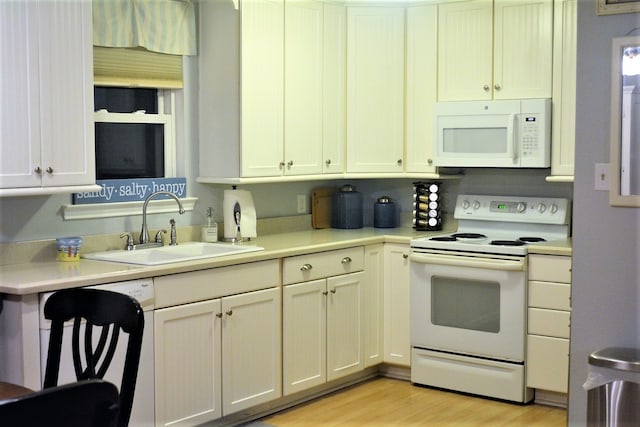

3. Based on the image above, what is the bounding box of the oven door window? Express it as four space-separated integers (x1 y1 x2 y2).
431 276 500 333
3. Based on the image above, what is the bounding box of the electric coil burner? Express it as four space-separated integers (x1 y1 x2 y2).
410 194 571 403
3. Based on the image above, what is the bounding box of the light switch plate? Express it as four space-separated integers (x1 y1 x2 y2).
594 163 609 191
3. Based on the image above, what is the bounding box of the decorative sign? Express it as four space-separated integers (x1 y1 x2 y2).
73 177 187 204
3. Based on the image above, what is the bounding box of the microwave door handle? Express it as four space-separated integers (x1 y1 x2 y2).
509 114 517 163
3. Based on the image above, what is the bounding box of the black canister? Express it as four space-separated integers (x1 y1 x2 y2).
374 196 397 228
332 184 363 229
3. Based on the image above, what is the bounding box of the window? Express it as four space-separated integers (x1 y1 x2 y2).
94 86 176 179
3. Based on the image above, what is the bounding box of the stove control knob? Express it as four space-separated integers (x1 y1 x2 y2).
473 200 481 210
516 202 526 212
537 203 547 213
462 200 470 210
550 203 559 214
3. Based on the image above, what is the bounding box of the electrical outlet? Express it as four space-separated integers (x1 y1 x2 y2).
297 194 307 213
594 163 609 191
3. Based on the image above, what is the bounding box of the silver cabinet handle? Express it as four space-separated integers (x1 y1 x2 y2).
341 257 352 264
46 166 54 174
279 161 285 169
34 166 42 174
397 159 402 166
427 158 433 165
287 160 294 168
322 291 328 296
402 253 409 259
216 312 223 318
494 84 501 91
483 85 490 92
226 309 233 316
300 263 313 271
330 289 336 294
325 159 331 166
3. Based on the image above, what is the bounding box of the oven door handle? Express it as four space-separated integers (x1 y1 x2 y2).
410 253 525 271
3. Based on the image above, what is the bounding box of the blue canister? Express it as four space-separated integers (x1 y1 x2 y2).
374 196 398 228
332 184 363 229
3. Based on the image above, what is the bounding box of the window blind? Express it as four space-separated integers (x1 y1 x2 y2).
93 46 183 89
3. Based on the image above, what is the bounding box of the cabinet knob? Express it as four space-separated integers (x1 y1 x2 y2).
322 291 328 296
300 263 313 271
397 159 402 166
402 253 409 259
325 159 331 166
483 85 490 92
34 166 42 174
330 289 336 294
226 309 233 316
494 84 501 91
216 312 223 318
279 161 285 169
46 166 54 174
341 257 352 264
287 160 294 168
427 158 433 165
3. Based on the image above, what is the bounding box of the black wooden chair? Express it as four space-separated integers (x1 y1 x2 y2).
42 288 144 427
0 379 119 427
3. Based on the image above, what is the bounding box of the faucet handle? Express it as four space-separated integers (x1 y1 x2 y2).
169 219 178 246
155 230 167 245
120 233 135 251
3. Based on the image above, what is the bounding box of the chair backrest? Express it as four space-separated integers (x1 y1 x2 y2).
0 379 120 427
43 288 144 427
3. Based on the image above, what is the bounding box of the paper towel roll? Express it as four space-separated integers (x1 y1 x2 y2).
223 189 257 241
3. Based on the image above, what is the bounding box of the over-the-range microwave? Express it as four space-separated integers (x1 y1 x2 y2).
433 98 551 168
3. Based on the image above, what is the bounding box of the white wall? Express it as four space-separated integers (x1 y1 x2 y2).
568 2 640 425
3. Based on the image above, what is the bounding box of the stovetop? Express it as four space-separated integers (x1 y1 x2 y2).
411 194 571 256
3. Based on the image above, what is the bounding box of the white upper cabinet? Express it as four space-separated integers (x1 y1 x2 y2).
549 0 577 179
437 0 553 101
198 0 345 181
405 4 438 174
0 1 95 194
346 6 405 173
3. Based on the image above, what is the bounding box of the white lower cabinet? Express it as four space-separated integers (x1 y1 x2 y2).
282 247 365 396
153 261 281 426
526 254 572 394
383 243 411 367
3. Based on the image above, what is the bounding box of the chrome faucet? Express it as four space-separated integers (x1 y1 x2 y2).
140 191 185 244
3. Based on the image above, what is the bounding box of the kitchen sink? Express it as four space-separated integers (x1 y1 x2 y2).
82 242 264 266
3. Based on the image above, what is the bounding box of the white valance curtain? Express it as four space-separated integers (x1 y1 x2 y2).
93 0 197 56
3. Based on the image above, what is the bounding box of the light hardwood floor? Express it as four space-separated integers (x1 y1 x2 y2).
262 377 567 426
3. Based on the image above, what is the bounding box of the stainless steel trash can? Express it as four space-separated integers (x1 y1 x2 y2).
586 347 640 427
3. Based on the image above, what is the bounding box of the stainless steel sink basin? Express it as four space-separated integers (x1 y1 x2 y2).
82 242 264 266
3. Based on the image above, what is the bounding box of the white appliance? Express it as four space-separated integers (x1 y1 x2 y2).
410 194 571 403
39 279 155 426
433 99 551 168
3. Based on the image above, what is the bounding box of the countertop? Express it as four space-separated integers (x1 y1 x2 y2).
0 227 572 295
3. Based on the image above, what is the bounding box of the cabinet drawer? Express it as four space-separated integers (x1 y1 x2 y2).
283 247 364 285
526 335 569 393
528 281 571 310
528 308 570 338
528 254 571 283
154 259 280 308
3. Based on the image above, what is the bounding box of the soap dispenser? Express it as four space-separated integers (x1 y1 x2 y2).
201 207 218 242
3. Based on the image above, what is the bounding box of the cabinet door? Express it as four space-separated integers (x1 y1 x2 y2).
241 0 284 177
405 5 437 174
284 0 323 176
154 299 222 426
551 0 577 177
363 244 384 367
0 1 41 188
493 0 553 100
346 7 404 173
437 0 493 101
383 244 411 366
327 271 364 381
282 279 327 395
221 287 282 415
0 1 94 189
322 2 346 174
527 335 569 393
